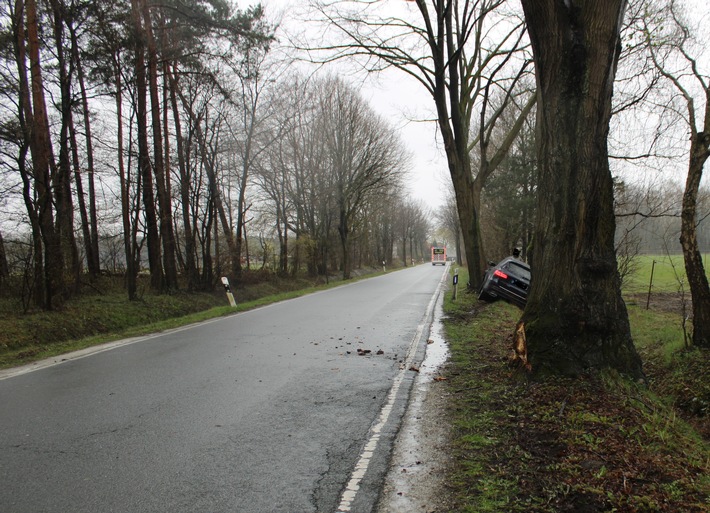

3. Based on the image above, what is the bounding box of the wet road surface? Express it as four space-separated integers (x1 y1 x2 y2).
0 265 447 513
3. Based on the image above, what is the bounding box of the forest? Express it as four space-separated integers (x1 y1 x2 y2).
0 0 433 311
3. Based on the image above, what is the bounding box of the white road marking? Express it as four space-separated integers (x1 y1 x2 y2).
335 266 447 512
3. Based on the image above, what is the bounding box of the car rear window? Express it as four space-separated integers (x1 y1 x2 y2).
507 262 531 281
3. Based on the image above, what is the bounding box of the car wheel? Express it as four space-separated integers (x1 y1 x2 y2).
478 280 494 302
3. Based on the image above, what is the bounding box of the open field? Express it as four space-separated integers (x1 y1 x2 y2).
624 254 710 294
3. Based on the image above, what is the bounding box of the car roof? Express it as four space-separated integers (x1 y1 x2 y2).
498 256 530 270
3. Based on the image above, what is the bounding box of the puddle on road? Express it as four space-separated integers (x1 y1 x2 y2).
417 306 449 383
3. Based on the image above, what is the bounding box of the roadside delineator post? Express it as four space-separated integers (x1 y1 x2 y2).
453 268 459 301
646 260 656 310
221 277 237 308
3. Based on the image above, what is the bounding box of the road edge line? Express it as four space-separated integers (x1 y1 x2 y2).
335 265 449 512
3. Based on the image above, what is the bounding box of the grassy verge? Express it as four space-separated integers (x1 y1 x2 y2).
441 269 710 512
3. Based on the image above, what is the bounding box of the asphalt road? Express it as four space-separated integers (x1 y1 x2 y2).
0 264 447 513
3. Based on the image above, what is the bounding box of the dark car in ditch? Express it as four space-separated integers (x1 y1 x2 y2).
478 256 531 309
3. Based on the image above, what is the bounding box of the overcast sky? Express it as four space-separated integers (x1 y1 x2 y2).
260 0 451 211
257 0 710 210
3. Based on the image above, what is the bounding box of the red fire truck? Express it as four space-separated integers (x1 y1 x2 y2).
431 247 447 265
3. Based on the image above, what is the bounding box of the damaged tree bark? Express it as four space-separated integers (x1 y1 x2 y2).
518 0 643 378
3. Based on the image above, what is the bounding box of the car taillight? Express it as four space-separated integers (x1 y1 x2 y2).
493 269 508 279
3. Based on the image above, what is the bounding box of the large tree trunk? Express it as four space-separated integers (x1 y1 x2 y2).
518 0 643 378
68 111 94 276
680 134 710 347
70 22 100 279
114 55 138 300
167 65 199 291
436 100 487 287
430 9 536 290
50 0 80 291
25 0 65 309
200 128 239 280
276 205 288 276
201 198 215 288
141 0 178 290
12 0 41 305
338 204 351 280
0 229 7 293
131 0 163 291
279 182 289 276
235 107 257 277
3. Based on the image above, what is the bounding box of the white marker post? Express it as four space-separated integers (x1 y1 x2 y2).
221 277 237 307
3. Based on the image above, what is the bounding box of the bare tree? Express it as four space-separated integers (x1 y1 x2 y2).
15 0 66 308
139 0 179 290
68 7 101 281
268 76 332 276
222 28 280 276
405 200 431 265
48 0 81 291
130 0 163 291
437 188 462 266
256 74 409 278
320 78 408 279
370 190 399 267
304 0 533 287
0 229 8 285
641 0 710 347
613 177 682 287
396 200 417 267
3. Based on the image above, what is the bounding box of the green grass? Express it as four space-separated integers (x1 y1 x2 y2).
628 306 688 361
440 267 710 512
0 291 223 368
624 254 710 294
443 269 532 512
